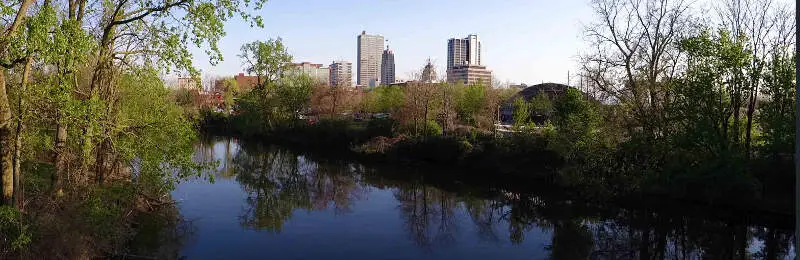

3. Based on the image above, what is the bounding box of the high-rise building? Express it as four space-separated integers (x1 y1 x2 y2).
329 61 352 87
288 62 329 84
357 31 384 87
447 34 488 85
380 47 395 85
447 34 481 69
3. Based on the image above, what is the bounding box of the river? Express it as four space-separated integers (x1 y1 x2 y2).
159 137 794 259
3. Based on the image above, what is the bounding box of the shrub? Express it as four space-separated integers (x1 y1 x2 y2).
0 206 31 252
424 120 442 137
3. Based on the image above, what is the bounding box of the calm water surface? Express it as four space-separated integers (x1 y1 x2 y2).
166 137 794 259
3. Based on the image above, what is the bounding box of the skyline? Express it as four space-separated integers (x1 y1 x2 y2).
186 0 594 86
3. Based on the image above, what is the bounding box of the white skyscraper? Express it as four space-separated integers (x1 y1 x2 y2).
465 34 481 66
447 34 489 85
357 31 384 87
447 34 481 69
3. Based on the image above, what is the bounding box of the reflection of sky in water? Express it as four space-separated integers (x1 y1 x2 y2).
173 178 551 259
172 138 795 260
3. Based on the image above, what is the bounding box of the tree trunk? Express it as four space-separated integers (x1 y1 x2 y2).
0 71 13 205
744 85 758 156
0 0 33 206
53 122 66 193
12 56 32 209
94 139 110 184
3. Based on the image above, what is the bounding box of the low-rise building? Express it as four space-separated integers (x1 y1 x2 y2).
446 65 492 86
233 73 260 92
288 62 329 84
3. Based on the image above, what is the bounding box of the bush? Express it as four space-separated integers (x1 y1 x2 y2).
424 120 442 137
0 206 31 253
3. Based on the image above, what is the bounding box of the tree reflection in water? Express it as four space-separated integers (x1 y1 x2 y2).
231 143 366 232
393 182 459 250
188 138 795 259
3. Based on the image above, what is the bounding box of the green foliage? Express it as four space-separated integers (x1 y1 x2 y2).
758 52 795 155
0 206 31 251
231 72 314 134
277 73 314 116
365 86 405 113
238 38 293 86
114 68 208 193
529 94 553 119
135 0 268 76
221 78 240 111
674 29 751 152
550 88 600 160
423 120 442 137
457 83 487 125
512 97 531 128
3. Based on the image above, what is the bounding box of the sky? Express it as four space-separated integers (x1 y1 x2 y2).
188 0 596 85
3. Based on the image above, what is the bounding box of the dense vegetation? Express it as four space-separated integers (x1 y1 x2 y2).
203 0 795 215
0 0 265 258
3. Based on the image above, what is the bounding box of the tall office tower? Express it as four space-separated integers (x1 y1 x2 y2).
380 47 395 85
329 61 353 87
357 31 384 87
447 34 481 69
447 34 486 85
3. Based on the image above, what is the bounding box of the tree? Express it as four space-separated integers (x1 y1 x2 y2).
550 88 601 160
582 0 692 141
758 52 794 155
529 94 554 124
361 86 404 114
219 78 240 112
0 0 36 205
674 29 751 154
311 84 360 117
512 97 532 129
398 82 440 136
239 39 293 88
276 73 314 120
456 83 486 126
715 0 797 155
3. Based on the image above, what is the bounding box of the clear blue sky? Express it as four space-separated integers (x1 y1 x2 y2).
190 0 594 85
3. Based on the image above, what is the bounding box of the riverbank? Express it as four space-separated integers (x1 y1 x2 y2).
200 114 794 218
0 162 184 259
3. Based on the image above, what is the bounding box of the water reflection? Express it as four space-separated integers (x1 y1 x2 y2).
230 142 368 232
182 137 794 259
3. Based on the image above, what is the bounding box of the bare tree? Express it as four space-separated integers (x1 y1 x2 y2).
581 0 693 139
